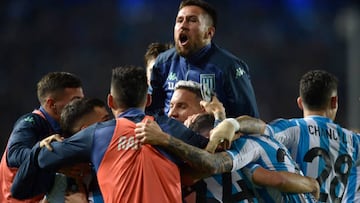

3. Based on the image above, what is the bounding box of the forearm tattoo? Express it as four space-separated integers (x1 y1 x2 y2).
167 136 233 175
238 117 266 134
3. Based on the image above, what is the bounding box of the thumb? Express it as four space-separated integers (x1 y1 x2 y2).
205 141 218 153
200 100 208 107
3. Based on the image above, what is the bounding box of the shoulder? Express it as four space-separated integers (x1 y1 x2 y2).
269 118 299 128
13 112 49 130
94 119 117 133
208 43 249 72
155 48 178 65
155 115 188 131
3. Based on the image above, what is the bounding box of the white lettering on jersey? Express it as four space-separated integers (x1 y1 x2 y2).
117 136 140 150
168 82 175 90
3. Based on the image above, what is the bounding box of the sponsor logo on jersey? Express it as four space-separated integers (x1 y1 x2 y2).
236 67 245 78
167 72 178 81
24 116 35 124
167 72 178 90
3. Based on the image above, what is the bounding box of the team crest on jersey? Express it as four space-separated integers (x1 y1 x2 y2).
200 74 215 91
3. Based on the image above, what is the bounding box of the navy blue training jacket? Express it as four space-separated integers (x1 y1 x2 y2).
147 42 259 118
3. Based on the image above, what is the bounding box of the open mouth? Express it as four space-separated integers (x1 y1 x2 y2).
179 33 189 45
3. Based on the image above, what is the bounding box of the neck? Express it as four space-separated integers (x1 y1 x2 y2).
41 106 60 122
112 106 145 118
303 109 334 121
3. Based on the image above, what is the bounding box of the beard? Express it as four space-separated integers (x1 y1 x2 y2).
175 42 190 57
175 41 203 58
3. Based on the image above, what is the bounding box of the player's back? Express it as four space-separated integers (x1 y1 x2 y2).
228 134 315 203
96 117 182 203
269 115 360 203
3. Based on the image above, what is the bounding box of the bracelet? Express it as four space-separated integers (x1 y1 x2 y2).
224 118 240 132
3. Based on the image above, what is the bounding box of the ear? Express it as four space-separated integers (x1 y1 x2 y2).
297 97 304 110
44 97 55 109
146 93 152 107
330 96 338 109
206 26 215 39
107 94 116 109
44 97 58 114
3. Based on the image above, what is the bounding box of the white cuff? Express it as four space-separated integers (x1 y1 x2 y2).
225 118 240 132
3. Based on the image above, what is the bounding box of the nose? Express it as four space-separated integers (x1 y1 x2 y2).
168 107 178 119
177 19 189 30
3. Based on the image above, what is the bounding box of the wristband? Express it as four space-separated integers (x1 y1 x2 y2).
225 118 240 132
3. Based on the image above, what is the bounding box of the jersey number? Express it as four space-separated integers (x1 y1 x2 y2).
303 147 352 202
222 173 255 202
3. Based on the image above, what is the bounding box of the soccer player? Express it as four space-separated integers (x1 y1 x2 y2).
209 70 360 203
343 132 360 202
45 98 110 203
11 66 208 203
167 80 318 202
265 70 360 203
0 71 84 202
144 42 173 85
135 117 319 202
147 0 259 119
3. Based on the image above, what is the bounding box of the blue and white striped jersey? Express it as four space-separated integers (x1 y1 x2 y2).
206 134 315 203
267 115 360 203
202 169 258 203
342 133 360 203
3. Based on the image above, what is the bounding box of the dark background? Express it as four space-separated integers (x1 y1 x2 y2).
1 0 359 153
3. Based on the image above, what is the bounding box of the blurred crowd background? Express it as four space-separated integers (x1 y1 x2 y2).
1 0 359 152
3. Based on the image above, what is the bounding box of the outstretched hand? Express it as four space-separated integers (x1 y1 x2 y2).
39 134 64 151
135 119 169 146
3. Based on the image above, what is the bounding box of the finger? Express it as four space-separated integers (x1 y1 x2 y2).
199 100 209 107
205 141 219 153
138 136 147 144
135 122 145 127
45 143 53 151
144 118 152 125
224 140 231 149
135 134 144 140
134 127 143 133
216 138 229 150
227 141 232 149
191 114 200 122
53 135 64 142
218 139 228 149
184 119 191 128
212 96 219 102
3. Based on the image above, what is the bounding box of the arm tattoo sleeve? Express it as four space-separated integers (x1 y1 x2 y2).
237 116 266 134
167 136 233 176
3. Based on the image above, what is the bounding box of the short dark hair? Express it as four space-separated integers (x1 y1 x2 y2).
189 113 215 138
299 70 338 110
60 98 106 137
179 0 217 28
37 72 82 105
144 42 173 66
111 66 148 108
